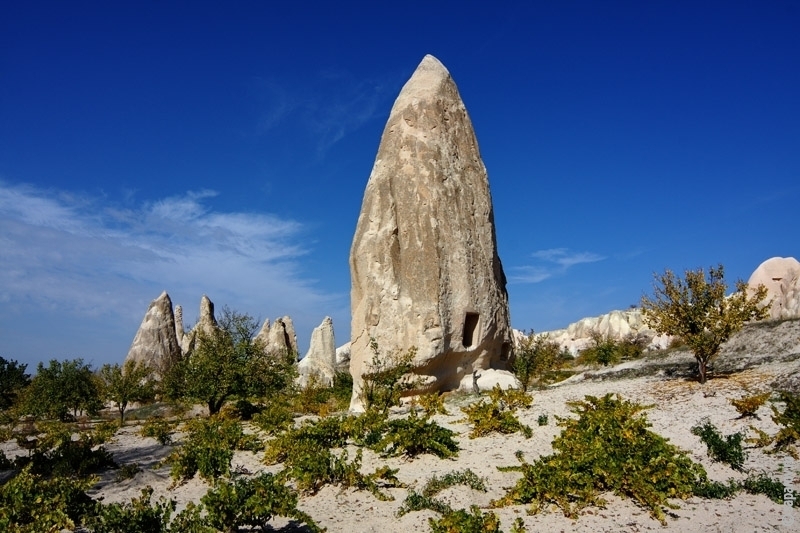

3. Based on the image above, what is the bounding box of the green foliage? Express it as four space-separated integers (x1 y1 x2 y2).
263 416 350 465
741 471 798 504
374 409 459 459
537 414 548 426
251 399 294 436
359 339 418 414
428 506 502 533
168 416 259 484
87 486 175 533
770 391 800 457
493 394 709 524
0 356 30 411
731 391 772 418
511 332 567 390
460 385 532 439
115 462 142 482
200 472 323 533
690 420 746 471
21 358 103 421
746 425 774 448
164 307 297 415
99 360 155 424
398 468 488 517
575 333 648 368
140 417 176 446
0 465 96 532
641 265 770 383
415 391 449 417
15 422 116 478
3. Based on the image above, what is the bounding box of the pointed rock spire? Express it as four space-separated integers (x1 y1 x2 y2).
349 55 514 411
124 291 182 377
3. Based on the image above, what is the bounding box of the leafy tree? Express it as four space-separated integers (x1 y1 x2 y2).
165 307 295 415
359 339 418 414
0 356 30 411
98 360 155 424
641 265 769 384
22 358 103 421
512 332 567 390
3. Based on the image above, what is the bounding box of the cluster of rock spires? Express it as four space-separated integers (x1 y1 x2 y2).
124 291 335 387
124 52 800 412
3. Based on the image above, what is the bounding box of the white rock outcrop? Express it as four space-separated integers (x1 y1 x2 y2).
180 295 218 355
349 55 514 410
748 257 800 320
124 291 182 377
297 317 337 387
533 309 670 355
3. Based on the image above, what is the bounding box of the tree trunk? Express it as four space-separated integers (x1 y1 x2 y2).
118 402 127 425
697 358 708 384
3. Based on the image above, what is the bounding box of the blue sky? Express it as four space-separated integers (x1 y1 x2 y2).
1 2 798 370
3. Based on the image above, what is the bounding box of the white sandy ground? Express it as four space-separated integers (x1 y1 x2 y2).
3 319 800 533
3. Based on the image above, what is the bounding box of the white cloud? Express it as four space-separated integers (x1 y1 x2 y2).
0 181 338 333
510 248 605 284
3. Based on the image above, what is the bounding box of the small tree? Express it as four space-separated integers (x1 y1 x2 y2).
0 356 30 411
641 265 769 384
511 332 565 391
165 306 295 415
98 360 155 424
22 358 103 421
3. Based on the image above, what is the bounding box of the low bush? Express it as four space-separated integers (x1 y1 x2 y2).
492 394 713 524
374 410 459 459
0 465 97 532
537 414 548 426
511 332 569 390
771 391 800 458
87 487 175 533
201 472 323 532
428 506 503 533
690 420 747 471
460 385 532 439
731 392 772 418
168 416 260 484
251 399 294 436
140 417 176 446
359 340 419 414
398 469 487 517
415 392 449 417
114 462 142 482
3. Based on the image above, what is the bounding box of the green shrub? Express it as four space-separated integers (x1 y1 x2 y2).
115 462 142 482
771 391 800 458
511 332 566 390
731 392 772 418
359 340 419 414
415 392 449 417
0 466 96 532
87 486 175 533
397 469 487 517
537 414 548 426
429 506 502 533
746 426 773 448
374 410 458 459
16 428 116 478
460 385 532 439
691 420 746 471
140 417 175 446
251 399 294 436
493 394 710 524
742 471 798 504
263 416 350 465
201 473 323 533
168 416 258 484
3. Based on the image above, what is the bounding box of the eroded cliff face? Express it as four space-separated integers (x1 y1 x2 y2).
349 55 513 410
748 257 800 320
124 291 182 377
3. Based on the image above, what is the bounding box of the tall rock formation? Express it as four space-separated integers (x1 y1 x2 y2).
349 55 514 411
254 316 300 357
748 257 800 320
124 291 182 377
181 295 218 354
297 316 337 387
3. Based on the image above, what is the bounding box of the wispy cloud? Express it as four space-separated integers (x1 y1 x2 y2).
0 181 337 327
510 248 605 284
252 68 391 155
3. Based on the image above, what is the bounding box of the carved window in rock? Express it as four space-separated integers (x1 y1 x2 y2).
462 312 480 348
500 341 511 361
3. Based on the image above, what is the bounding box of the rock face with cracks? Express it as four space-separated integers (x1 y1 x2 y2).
349 55 514 411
